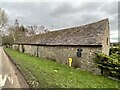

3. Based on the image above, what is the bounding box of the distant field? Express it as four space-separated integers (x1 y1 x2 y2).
4 48 120 88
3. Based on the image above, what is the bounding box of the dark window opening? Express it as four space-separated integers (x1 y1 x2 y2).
76 48 83 57
107 38 108 45
22 45 24 53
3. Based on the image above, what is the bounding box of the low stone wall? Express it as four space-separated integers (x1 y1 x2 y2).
12 44 19 51
12 44 102 74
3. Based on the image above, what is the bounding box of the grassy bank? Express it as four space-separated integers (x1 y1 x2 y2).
4 48 120 88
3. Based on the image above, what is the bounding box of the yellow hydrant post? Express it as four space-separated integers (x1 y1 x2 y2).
68 58 72 67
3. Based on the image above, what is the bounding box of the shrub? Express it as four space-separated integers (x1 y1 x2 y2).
109 47 120 55
96 53 120 79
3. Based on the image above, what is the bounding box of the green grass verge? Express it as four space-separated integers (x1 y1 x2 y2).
4 48 120 88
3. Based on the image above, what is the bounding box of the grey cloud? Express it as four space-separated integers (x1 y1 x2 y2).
51 3 78 16
78 2 105 12
51 2 107 17
50 2 118 28
0 2 118 42
100 2 118 15
0 2 57 25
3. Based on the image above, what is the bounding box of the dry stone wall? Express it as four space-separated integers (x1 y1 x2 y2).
38 46 102 74
12 44 102 74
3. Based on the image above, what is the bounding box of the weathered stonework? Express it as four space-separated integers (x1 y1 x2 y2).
12 44 102 74
37 46 102 74
12 44 19 51
102 21 110 55
11 19 110 75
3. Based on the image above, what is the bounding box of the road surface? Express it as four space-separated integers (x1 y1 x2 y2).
0 46 28 89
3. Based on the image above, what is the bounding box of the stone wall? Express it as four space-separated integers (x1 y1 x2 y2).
102 20 110 55
12 44 102 74
12 44 19 51
24 45 38 56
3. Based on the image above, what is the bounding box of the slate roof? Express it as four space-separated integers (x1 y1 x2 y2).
15 18 109 46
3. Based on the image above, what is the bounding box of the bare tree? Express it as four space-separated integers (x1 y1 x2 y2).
0 8 8 45
26 25 49 36
27 25 35 36
0 8 8 29
7 25 16 42
2 34 14 45
7 19 28 42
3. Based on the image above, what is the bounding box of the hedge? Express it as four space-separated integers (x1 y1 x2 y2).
109 47 120 55
96 53 120 79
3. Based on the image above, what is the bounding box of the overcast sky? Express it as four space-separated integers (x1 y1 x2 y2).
0 0 119 42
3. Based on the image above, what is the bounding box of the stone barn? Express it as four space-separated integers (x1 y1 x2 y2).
12 19 110 74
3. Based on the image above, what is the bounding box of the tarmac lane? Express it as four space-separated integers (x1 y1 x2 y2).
0 46 28 89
